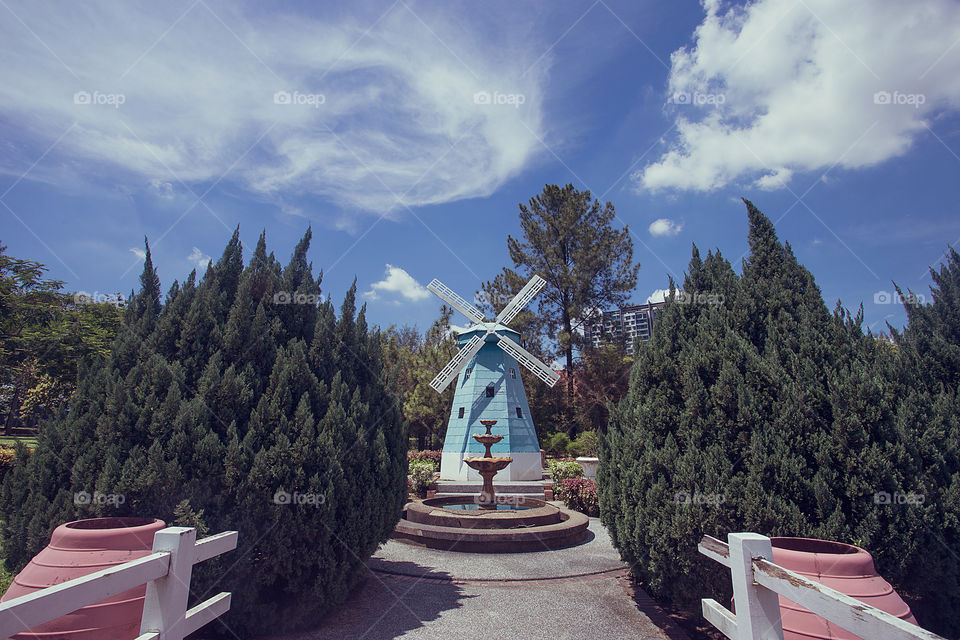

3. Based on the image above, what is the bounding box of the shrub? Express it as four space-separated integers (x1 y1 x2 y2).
544 432 571 456
568 430 599 457
407 450 442 465
548 459 583 494
0 231 407 637
600 202 960 637
409 459 437 496
0 447 15 485
558 478 599 516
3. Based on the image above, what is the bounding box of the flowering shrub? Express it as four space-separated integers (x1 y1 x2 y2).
408 450 442 465
409 459 437 496
558 478 599 516
0 447 15 484
548 459 583 494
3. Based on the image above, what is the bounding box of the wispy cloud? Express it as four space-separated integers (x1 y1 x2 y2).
365 264 430 302
129 247 146 260
638 0 960 192
0 2 548 216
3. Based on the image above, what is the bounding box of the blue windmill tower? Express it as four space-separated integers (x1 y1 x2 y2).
427 275 559 481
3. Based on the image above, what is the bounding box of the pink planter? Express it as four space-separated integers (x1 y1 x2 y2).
1 517 165 640
769 537 917 639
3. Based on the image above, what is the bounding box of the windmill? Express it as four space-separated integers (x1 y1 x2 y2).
427 275 559 482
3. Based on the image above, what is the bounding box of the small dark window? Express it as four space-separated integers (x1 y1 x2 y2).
464 368 471 379
485 384 495 397
509 367 516 379
516 407 523 418
458 407 465 418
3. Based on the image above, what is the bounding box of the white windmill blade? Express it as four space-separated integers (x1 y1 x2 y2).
496 334 560 388
496 274 547 326
429 334 485 393
427 279 486 325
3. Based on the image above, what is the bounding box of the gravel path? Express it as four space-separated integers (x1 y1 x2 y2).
264 518 689 640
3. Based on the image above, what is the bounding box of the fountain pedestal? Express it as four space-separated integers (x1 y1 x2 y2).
463 420 512 509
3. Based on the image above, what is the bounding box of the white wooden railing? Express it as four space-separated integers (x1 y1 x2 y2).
699 532 945 640
0 526 237 640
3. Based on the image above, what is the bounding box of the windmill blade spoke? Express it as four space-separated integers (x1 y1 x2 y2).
429 334 485 393
496 334 560 388
496 274 546 326
427 279 486 325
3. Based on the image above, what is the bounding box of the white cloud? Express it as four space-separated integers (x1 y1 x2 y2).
148 179 175 199
638 0 960 192
0 2 547 215
365 265 430 302
647 288 671 303
129 247 145 260
448 323 474 337
188 247 212 270
649 218 683 236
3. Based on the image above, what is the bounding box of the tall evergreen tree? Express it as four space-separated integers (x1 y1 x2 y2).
502 184 640 430
600 201 960 637
0 230 406 637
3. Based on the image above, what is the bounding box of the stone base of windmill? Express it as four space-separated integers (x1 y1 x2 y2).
440 451 543 482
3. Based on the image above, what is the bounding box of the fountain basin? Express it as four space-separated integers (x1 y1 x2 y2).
393 496 589 552
463 456 512 472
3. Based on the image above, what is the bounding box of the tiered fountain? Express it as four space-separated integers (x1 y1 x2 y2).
393 420 589 552
463 420 512 509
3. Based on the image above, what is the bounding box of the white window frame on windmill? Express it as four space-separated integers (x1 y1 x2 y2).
425 274 561 481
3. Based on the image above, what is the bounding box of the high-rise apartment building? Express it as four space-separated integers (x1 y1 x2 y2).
582 300 664 355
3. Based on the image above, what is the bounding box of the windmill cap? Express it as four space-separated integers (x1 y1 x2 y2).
456 322 520 344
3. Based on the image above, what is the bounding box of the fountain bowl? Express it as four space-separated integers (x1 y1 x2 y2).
393 496 589 552
463 456 512 472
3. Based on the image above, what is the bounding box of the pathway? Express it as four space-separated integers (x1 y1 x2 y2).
266 518 690 640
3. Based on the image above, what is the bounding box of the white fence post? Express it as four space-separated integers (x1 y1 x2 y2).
728 533 784 640
139 526 197 640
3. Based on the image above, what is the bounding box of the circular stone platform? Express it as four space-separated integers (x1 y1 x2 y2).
392 496 589 552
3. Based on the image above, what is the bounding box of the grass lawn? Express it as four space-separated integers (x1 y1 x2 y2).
0 436 37 449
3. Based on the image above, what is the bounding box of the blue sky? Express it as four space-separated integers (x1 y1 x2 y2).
2 0 959 336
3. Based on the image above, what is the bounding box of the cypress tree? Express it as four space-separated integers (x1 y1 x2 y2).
600 201 960 636
0 230 406 637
